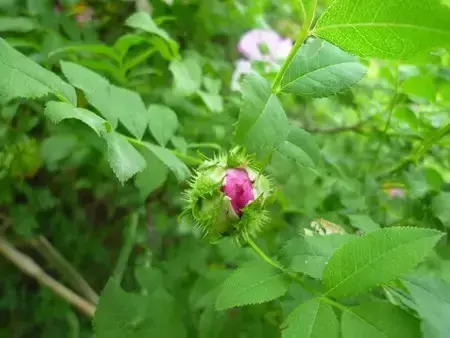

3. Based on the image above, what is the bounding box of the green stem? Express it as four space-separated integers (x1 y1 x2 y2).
113 213 139 283
271 0 317 93
186 143 223 151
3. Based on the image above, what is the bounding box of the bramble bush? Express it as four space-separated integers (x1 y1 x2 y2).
1 0 450 337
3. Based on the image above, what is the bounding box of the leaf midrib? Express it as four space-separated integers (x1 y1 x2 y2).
325 233 439 297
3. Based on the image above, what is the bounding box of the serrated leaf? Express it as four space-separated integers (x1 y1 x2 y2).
341 301 421 338
324 227 443 298
94 279 186 338
147 104 178 146
403 274 450 337
215 260 289 310
276 125 320 168
0 38 76 104
234 74 289 154
348 214 380 233
314 0 450 60
0 17 37 32
169 57 202 96
125 12 178 56
105 132 146 183
432 192 450 227
143 142 190 182
44 101 108 136
283 234 353 279
282 298 339 338
134 148 168 198
61 61 147 138
279 39 366 97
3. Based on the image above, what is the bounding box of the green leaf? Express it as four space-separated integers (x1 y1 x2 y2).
134 148 169 198
324 227 443 298
147 104 178 147
0 38 76 104
432 192 450 227
197 91 223 113
276 125 320 168
402 75 436 101
49 44 121 63
283 234 353 279
94 279 186 338
215 261 289 310
234 74 289 154
44 101 108 136
61 61 147 138
282 298 338 338
280 39 366 97
143 142 190 182
169 57 202 96
125 12 178 56
314 0 450 59
134 266 164 291
341 301 421 338
0 17 37 32
105 132 146 184
348 214 380 233
403 275 450 336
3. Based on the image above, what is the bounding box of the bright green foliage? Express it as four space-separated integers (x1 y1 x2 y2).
280 39 366 97
341 301 421 338
403 275 450 336
402 75 436 101
234 74 289 154
324 227 444 298
0 38 76 104
134 148 169 199
283 234 353 279
169 57 202 96
44 101 108 136
61 61 147 139
314 0 450 60
215 261 289 310
105 132 146 184
147 104 178 147
0 17 36 32
143 142 189 182
432 192 450 227
348 214 380 233
282 298 339 338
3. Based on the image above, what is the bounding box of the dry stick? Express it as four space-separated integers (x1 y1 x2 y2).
30 236 99 304
0 236 96 318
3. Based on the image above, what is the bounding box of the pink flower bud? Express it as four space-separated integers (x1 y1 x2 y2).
222 168 255 216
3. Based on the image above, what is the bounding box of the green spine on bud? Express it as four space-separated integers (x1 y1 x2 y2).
182 147 272 242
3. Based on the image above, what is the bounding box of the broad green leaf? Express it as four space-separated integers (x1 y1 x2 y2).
0 38 76 104
125 12 178 56
61 61 147 138
283 234 353 279
282 298 339 338
234 74 289 154
0 17 37 32
49 44 121 62
147 104 178 146
41 134 77 168
432 192 450 227
279 39 366 97
105 132 146 184
314 0 450 59
143 142 190 182
44 101 108 136
169 57 202 96
197 91 223 113
402 75 436 101
215 261 289 310
348 214 380 233
94 279 186 338
134 266 164 291
276 125 320 168
341 301 421 338
403 275 450 336
324 227 443 298
134 148 169 198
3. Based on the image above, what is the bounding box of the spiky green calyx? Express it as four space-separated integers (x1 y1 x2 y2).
182 147 273 242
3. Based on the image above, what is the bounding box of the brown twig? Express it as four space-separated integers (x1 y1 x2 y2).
0 236 95 318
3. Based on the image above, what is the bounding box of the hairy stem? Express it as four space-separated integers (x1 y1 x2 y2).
271 0 317 93
0 236 95 318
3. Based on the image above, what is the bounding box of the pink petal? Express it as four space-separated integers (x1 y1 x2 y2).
238 29 283 61
231 59 252 91
222 168 254 216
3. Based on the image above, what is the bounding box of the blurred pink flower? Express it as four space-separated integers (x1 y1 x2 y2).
222 168 255 216
76 6 94 24
386 188 405 198
232 29 292 91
